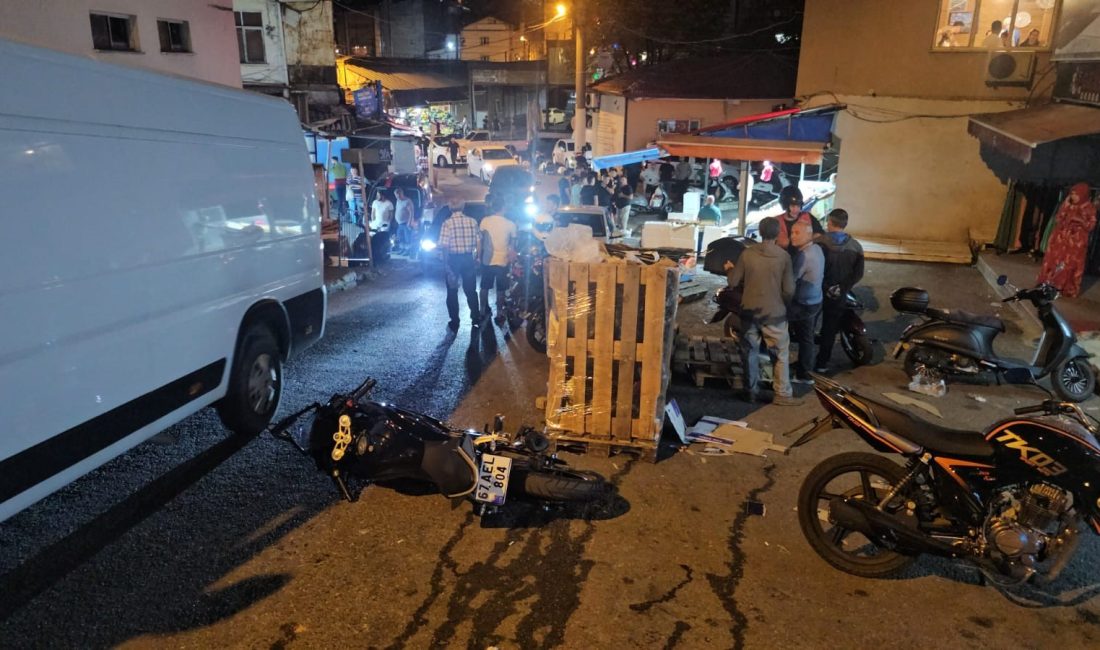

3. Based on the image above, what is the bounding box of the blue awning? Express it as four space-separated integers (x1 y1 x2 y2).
591 147 664 170
700 105 841 142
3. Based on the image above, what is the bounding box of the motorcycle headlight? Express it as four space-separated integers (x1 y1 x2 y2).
420 239 437 251
524 203 538 217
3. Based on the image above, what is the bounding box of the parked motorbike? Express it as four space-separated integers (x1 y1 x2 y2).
268 377 610 513
793 370 1100 585
892 276 1095 402
502 230 549 353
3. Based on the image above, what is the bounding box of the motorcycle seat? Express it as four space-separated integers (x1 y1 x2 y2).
856 393 995 459
926 308 1005 332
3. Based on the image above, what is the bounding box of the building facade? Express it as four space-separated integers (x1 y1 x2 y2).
797 0 1061 243
0 0 240 87
233 0 289 95
461 17 542 63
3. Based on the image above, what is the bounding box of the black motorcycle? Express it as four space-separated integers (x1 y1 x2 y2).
502 231 548 353
793 371 1100 585
892 277 1096 402
269 377 610 513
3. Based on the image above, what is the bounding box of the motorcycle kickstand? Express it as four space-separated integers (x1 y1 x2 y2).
332 470 357 503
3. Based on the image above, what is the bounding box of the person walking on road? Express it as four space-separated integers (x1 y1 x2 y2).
393 188 414 255
439 202 482 331
725 216 801 405
330 156 349 219
448 138 460 172
478 197 517 326
789 220 824 384
814 209 865 372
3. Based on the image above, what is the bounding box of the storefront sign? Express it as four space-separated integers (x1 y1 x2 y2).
1055 62 1100 107
471 68 547 86
354 82 382 119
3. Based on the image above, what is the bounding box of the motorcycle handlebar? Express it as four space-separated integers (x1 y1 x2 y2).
269 402 320 436
1013 404 1046 416
350 377 377 403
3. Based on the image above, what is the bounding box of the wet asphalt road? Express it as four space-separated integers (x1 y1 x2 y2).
2 171 1100 648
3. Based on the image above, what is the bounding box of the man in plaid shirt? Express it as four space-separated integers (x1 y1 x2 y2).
438 200 481 330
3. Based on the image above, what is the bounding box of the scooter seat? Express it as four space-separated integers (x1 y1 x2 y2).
854 393 994 459
926 308 1005 332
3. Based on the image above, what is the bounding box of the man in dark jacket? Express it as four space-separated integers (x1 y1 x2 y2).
814 208 865 372
726 217 801 405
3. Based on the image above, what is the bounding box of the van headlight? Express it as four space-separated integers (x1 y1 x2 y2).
420 239 437 251
524 203 538 217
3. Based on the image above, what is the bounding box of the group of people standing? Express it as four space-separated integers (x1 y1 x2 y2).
725 188 865 406
436 195 518 332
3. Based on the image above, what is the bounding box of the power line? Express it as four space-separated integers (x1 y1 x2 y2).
603 14 802 46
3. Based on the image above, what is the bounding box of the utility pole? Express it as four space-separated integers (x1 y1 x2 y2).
572 2 585 151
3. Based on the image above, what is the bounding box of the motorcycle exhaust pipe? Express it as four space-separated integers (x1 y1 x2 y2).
830 498 961 556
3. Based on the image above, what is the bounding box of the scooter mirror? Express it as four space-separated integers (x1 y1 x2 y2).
1003 367 1035 385
997 275 1008 286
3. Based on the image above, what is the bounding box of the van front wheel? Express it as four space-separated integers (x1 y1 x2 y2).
217 324 282 437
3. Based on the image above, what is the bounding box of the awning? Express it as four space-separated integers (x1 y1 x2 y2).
967 103 1100 164
343 62 467 106
591 147 664 170
657 134 827 164
655 104 841 164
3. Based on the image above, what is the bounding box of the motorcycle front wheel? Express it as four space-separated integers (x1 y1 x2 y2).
511 468 609 502
1052 357 1096 403
841 332 874 367
526 312 548 354
798 452 916 579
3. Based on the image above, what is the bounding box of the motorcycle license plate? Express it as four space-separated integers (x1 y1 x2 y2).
475 454 512 505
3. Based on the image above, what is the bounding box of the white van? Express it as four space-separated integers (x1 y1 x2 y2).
0 38 325 521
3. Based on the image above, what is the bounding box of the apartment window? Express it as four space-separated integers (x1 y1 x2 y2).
158 20 191 53
90 13 137 52
480 55 491 61
933 0 1060 50
479 37 490 45
657 119 701 134
236 11 266 63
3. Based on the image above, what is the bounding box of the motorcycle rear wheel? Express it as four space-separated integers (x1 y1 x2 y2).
798 452 916 579
512 468 609 502
1052 357 1096 403
526 312 548 354
903 345 944 378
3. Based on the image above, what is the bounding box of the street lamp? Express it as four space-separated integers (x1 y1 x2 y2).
556 3 566 18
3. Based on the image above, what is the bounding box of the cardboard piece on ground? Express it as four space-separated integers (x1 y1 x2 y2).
882 391 944 419
666 399 687 444
686 415 747 443
711 423 789 457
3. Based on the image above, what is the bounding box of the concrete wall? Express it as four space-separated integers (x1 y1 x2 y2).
235 0 288 89
0 0 240 87
378 0 426 58
594 94 627 157
797 0 1052 101
282 0 335 68
624 98 783 152
815 95 1017 243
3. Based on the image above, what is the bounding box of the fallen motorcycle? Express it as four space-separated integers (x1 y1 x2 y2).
793 369 1100 585
269 377 610 513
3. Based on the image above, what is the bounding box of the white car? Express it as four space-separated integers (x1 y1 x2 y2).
543 108 566 125
552 139 575 169
467 146 519 183
428 135 459 167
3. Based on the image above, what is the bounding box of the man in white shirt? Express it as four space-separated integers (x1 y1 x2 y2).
640 163 661 196
478 197 517 325
982 20 1003 49
370 193 394 232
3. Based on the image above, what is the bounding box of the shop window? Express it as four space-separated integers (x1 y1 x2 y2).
480 37 490 45
90 13 137 52
657 119 701 134
157 19 191 53
236 11 266 63
933 0 1060 50
481 55 491 61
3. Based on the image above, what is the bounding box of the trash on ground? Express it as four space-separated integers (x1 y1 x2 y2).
684 421 788 457
666 399 688 443
906 369 947 398
968 394 988 403
744 501 766 516
884 391 944 418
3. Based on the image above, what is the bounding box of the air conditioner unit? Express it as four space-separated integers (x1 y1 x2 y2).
986 51 1036 87
585 91 600 109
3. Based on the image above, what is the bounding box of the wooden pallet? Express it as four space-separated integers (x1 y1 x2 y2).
550 435 659 463
544 259 679 451
672 334 773 389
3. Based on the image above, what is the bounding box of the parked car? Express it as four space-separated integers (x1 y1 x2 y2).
542 108 566 125
552 206 613 242
455 130 528 158
467 146 520 183
420 200 489 271
552 139 576 170
487 166 536 222
428 135 459 167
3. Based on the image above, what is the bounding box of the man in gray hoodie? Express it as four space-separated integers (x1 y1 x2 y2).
725 217 801 405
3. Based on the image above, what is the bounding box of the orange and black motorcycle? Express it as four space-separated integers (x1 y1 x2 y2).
792 371 1100 585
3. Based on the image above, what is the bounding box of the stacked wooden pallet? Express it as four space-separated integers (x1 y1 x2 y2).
544 259 680 461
